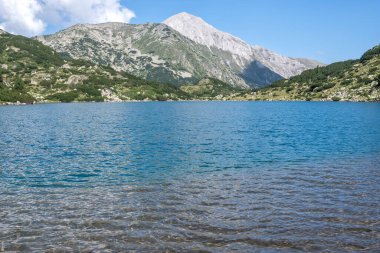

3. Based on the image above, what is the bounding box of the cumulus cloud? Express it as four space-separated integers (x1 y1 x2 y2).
0 0 135 36
42 0 135 26
0 0 45 36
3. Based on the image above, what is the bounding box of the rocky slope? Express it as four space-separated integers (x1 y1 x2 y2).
35 23 254 88
35 13 322 88
0 31 191 103
163 12 323 79
226 45 380 102
0 31 244 104
2 28 377 103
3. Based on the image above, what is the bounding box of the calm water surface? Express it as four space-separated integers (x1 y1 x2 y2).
0 101 379 252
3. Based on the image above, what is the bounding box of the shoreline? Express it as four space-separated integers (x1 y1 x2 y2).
1 99 379 106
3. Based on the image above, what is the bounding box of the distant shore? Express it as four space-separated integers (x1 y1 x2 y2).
1 99 379 106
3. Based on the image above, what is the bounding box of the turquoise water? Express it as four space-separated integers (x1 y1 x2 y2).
0 101 380 252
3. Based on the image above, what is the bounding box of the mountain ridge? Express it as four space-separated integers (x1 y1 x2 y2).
233 45 380 101
36 22 257 87
0 30 378 103
163 12 323 79
0 31 246 104
34 13 322 88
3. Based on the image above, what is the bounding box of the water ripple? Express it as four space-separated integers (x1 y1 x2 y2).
0 102 380 252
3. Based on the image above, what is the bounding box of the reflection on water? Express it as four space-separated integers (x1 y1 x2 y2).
0 102 380 252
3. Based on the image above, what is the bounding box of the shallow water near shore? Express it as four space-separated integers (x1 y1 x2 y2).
0 101 380 252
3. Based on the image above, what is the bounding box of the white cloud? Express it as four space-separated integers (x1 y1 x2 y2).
0 0 135 36
42 0 135 26
0 0 45 36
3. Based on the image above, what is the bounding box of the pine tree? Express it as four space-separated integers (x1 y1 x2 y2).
0 70 4 89
14 76 25 91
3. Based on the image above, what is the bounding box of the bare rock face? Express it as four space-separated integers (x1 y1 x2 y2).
67 75 88 85
164 12 323 79
101 89 122 102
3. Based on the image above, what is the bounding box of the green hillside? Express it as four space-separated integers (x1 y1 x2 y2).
0 32 194 104
180 78 245 100
238 45 380 101
1 30 379 104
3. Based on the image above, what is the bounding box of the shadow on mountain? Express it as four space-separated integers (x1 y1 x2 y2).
241 60 283 88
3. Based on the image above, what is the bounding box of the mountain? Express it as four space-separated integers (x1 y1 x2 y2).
0 31 243 104
35 23 253 88
163 12 323 79
1 30 378 103
35 13 322 88
228 45 380 101
0 31 186 103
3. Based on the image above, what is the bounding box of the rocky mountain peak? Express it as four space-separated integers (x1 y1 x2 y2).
164 12 323 78
163 12 252 56
164 12 215 30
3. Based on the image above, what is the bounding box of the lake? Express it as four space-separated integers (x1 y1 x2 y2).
0 101 379 252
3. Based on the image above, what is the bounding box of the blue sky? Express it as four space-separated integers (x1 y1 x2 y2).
124 0 380 63
1 0 379 63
